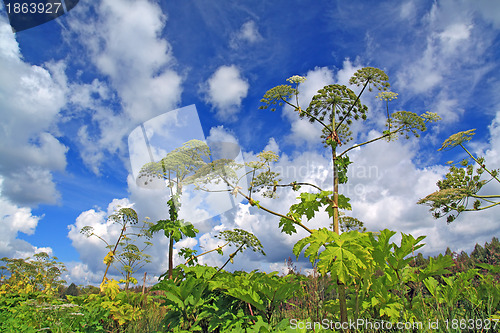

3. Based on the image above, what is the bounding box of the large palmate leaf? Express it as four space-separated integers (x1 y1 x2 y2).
293 228 335 264
293 229 372 284
417 254 455 282
318 231 372 283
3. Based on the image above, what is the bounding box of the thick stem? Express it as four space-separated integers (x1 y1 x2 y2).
331 131 347 325
333 151 339 235
248 303 256 325
466 201 500 211
125 272 130 290
338 279 348 326
168 234 174 280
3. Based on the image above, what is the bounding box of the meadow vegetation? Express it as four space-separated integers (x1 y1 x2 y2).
1 67 499 332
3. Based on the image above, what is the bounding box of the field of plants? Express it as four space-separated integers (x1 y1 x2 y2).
0 238 499 332
1 67 499 332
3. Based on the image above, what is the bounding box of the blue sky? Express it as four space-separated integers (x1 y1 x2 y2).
1 0 499 286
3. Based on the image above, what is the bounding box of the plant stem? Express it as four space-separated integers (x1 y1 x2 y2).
184 242 230 265
335 79 370 131
339 126 404 157
280 97 333 134
168 235 174 280
216 243 245 273
219 174 314 234
275 182 325 192
460 144 500 184
101 224 126 286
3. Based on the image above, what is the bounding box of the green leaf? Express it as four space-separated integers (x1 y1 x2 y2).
279 216 298 235
292 228 336 264
317 231 372 283
380 302 403 320
418 254 455 282
423 277 440 299
338 194 351 210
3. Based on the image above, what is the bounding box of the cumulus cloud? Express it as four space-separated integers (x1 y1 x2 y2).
67 115 500 279
64 0 183 173
230 20 263 48
187 123 500 273
202 65 249 122
63 262 103 286
0 178 53 258
66 190 207 282
0 19 68 206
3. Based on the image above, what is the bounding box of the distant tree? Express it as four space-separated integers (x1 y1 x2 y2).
453 251 474 273
0 252 66 296
471 237 500 266
409 237 500 276
79 284 100 295
63 282 79 299
419 129 500 222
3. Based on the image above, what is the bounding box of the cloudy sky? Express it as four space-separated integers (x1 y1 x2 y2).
1 0 499 286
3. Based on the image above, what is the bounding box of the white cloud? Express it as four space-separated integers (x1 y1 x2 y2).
206 125 239 144
0 20 67 259
0 178 53 259
432 92 463 123
394 0 495 124
202 65 249 122
438 23 472 54
67 119 500 279
336 58 363 87
230 20 263 48
205 125 498 271
469 0 500 28
0 19 68 206
485 111 500 165
64 0 183 173
264 137 280 154
63 262 102 286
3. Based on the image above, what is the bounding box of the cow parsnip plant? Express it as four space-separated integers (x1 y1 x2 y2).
81 207 153 290
190 66 441 324
419 129 500 223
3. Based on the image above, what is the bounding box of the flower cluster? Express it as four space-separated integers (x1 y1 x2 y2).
286 75 307 84
376 91 398 101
